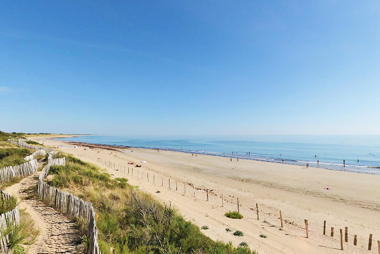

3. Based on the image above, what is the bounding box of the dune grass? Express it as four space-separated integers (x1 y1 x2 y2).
0 148 31 169
225 211 244 219
47 155 257 254
0 195 17 214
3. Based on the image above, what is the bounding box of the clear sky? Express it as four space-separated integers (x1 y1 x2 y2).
0 1 379 135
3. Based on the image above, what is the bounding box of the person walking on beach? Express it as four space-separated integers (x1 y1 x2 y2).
230 158 232 162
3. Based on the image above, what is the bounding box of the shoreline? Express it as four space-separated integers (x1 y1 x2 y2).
57 138 380 176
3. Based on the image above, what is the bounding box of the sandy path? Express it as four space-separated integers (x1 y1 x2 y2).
39 138 380 254
5 172 82 254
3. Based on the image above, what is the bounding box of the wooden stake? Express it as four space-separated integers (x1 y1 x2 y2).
304 219 309 238
256 203 259 220
354 235 357 246
331 227 334 237
345 227 348 242
207 189 209 201
221 194 224 207
377 240 380 254
369 234 373 250
280 211 283 228
237 198 240 213
340 229 343 250
323 221 326 235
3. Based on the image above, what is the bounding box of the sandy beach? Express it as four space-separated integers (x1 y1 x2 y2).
34 136 380 254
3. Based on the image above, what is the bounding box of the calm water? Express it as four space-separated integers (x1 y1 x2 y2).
60 135 380 174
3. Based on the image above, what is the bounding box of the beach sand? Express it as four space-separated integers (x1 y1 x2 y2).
34 137 380 254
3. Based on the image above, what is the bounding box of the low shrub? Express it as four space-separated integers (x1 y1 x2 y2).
225 211 243 219
234 231 244 236
260 234 267 238
226 228 232 232
201 225 209 230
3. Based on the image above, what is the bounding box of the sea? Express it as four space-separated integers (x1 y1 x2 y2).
60 135 380 175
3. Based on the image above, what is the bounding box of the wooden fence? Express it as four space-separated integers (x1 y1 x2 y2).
0 191 20 254
38 155 101 254
0 160 38 183
24 149 46 162
8 139 43 150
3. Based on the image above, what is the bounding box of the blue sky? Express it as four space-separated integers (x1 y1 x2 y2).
0 1 379 135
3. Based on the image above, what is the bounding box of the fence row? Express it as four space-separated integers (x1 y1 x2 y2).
8 139 44 150
0 191 20 253
38 155 100 254
0 160 38 184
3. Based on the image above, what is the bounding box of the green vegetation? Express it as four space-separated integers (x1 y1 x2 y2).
48 155 257 254
0 131 25 148
0 148 32 169
259 234 267 238
0 195 17 214
225 211 244 219
0 131 25 142
226 228 232 232
201 225 209 230
233 231 244 237
25 140 42 146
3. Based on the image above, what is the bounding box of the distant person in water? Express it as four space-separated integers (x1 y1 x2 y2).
306 163 309 168
237 158 239 162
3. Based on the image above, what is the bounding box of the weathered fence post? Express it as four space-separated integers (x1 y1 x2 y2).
237 198 239 213
304 219 309 238
369 234 373 250
323 221 326 235
280 211 283 228
354 235 357 246
331 227 334 237
207 189 209 201
340 229 343 250
345 227 348 242
221 194 224 207
256 203 259 220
